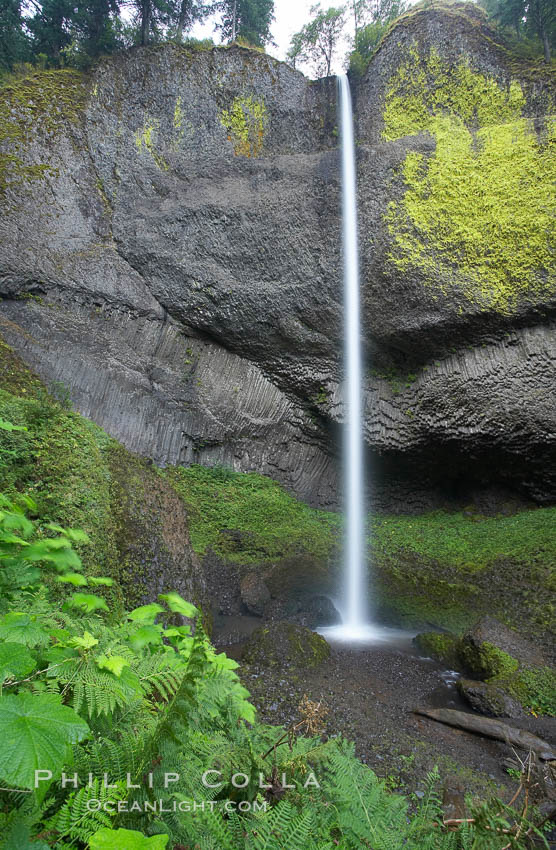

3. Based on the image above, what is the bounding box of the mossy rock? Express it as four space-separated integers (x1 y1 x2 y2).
242 621 330 669
457 678 525 718
492 667 556 717
458 639 519 680
414 632 461 669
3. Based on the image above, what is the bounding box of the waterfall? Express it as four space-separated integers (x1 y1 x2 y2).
319 75 378 643
319 79 421 646
338 74 366 632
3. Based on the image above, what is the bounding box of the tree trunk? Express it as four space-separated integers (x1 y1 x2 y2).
541 26 551 63
414 707 556 759
232 0 237 41
176 0 190 42
141 0 151 45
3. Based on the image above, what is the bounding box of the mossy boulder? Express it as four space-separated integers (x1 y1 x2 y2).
414 632 461 669
457 679 525 719
459 617 544 679
457 618 556 716
242 622 330 669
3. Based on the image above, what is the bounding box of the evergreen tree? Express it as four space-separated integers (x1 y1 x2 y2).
479 0 555 61
26 0 75 63
218 0 275 47
0 0 31 71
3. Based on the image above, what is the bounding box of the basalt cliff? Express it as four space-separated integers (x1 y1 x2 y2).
1 3 555 513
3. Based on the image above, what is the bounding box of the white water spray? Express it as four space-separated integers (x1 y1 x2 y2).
339 74 366 632
320 74 382 644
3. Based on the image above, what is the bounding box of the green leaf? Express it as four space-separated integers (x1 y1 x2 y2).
24 539 82 572
0 613 50 647
128 603 165 624
67 631 99 650
212 652 239 671
64 593 109 614
87 576 114 586
44 525 89 544
128 625 163 652
0 419 27 432
56 572 88 586
0 692 89 789
158 592 198 618
0 643 36 682
96 654 129 677
89 828 168 849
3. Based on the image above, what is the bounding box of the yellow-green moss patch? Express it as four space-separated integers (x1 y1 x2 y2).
220 96 267 157
383 47 556 313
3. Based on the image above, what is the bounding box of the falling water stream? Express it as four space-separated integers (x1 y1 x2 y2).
319 75 410 645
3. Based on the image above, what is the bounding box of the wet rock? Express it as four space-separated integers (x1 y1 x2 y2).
457 678 525 719
300 595 341 627
240 572 271 616
459 617 545 679
242 621 330 669
414 632 461 669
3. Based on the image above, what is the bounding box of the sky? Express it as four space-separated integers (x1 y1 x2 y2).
189 0 357 76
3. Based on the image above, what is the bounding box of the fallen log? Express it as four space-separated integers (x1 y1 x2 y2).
413 707 556 760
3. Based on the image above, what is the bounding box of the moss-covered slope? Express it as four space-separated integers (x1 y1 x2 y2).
0 338 207 615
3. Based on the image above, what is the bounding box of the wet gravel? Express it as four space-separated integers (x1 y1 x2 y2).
217 623 556 801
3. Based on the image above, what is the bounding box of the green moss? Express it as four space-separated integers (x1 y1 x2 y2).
372 507 556 570
242 622 330 668
501 667 556 716
414 632 460 667
382 46 556 313
0 68 86 195
459 640 519 679
220 96 267 157
134 117 169 170
165 464 338 566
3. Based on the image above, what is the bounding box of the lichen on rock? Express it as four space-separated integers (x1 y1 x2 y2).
220 95 268 157
382 46 556 312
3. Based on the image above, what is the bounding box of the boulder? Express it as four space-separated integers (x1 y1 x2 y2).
240 572 271 616
459 617 545 680
414 632 461 669
457 678 525 719
242 622 330 669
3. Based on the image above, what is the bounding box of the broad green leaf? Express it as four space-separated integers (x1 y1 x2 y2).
162 625 190 639
238 700 256 724
56 572 88 586
24 540 82 572
128 603 164 624
158 592 198 618
0 419 27 432
96 654 129 677
67 631 98 650
87 576 114 586
64 593 109 614
0 510 33 537
0 643 36 682
0 613 50 647
0 692 89 789
89 828 168 849
128 625 163 652
212 652 239 671
45 525 89 543
44 645 79 673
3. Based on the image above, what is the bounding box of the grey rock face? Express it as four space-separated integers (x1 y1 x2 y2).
0 12 554 508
